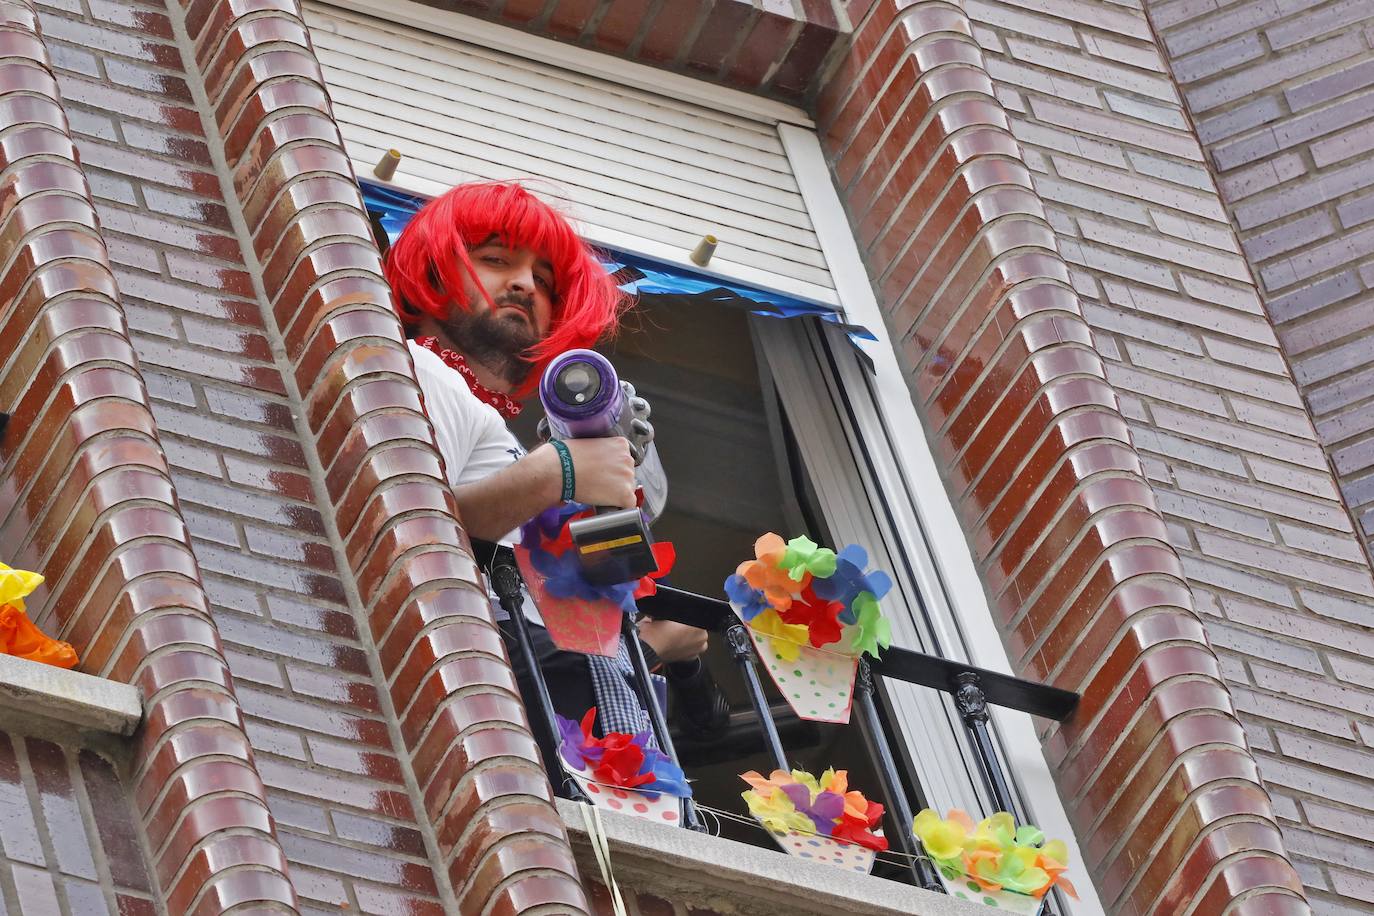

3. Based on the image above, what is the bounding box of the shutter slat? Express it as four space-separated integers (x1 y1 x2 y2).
316 64 812 222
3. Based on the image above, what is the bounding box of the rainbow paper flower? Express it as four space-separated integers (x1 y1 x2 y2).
555 709 691 797
741 768 888 852
724 535 891 659
912 809 1078 900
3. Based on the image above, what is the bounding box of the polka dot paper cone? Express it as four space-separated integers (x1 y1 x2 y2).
767 828 878 875
937 868 1046 914
515 546 623 657
566 767 683 826
748 629 858 724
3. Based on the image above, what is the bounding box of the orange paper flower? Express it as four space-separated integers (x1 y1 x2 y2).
738 533 805 611
0 564 78 669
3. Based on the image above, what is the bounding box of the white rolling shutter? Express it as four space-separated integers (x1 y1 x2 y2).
302 2 838 306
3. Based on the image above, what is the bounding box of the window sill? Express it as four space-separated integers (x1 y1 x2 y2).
556 799 990 916
0 654 141 737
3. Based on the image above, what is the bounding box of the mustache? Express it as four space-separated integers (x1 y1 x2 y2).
494 292 534 312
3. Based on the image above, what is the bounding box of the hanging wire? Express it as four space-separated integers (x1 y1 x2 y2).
691 802 936 871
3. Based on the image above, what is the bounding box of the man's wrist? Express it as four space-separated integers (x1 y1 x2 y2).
549 439 575 502
529 443 568 508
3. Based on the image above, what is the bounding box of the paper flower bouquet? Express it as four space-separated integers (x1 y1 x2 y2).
517 502 674 657
913 809 1077 913
724 534 892 722
0 564 77 670
741 768 887 873
556 708 691 825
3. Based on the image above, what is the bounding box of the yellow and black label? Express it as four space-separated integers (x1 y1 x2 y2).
578 535 645 554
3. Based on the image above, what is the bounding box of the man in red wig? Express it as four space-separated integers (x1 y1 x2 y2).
383 182 709 773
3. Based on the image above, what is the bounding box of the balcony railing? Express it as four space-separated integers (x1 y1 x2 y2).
493 552 1081 898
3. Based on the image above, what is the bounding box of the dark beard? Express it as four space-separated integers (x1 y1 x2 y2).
435 300 537 388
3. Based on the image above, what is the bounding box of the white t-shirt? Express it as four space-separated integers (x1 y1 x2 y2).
408 340 525 487
408 340 539 624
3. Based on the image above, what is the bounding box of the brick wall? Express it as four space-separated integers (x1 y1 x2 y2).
3 0 594 911
1143 3 1374 912
0 0 297 911
0 732 155 915
34 0 458 903
391 0 846 102
818 1 1307 912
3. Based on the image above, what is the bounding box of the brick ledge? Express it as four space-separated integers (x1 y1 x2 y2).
0 654 141 737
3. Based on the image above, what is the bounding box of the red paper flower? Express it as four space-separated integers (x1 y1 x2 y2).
833 811 889 851
632 541 676 600
780 585 846 648
593 733 654 788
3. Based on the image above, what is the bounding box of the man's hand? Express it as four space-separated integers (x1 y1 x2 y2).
563 437 636 509
450 437 636 541
638 618 709 663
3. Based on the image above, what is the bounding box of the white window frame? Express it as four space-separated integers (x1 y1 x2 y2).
781 125 1105 916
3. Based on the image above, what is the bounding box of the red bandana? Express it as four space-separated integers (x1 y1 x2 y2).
414 335 523 420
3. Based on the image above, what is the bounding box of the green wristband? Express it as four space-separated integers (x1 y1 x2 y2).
550 439 576 502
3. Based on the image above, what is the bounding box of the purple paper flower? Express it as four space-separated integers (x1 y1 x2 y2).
555 713 603 771
779 783 845 835
520 502 588 549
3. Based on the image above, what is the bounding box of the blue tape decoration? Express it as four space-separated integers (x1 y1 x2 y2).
360 180 875 342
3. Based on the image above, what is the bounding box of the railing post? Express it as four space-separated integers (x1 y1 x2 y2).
489 547 589 804
853 660 946 893
952 672 1018 818
725 622 790 773
620 615 704 831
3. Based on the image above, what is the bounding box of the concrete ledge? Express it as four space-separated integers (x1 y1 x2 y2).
0 654 141 736
558 799 991 916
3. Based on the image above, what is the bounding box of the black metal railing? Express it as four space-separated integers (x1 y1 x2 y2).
638 584 1080 895
497 567 1080 896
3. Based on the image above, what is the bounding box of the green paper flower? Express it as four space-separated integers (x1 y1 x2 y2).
851 592 891 658
779 536 837 582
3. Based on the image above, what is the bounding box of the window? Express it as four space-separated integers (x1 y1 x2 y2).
327 0 1101 899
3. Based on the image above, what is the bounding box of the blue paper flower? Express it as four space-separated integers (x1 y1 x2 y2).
532 548 604 602
812 544 892 623
639 745 692 797
724 574 770 620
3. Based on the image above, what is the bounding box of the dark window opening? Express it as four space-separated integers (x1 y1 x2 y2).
513 292 926 884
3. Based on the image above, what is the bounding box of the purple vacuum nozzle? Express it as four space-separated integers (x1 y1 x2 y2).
539 349 626 441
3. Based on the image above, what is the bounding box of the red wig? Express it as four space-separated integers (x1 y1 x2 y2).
384 181 625 397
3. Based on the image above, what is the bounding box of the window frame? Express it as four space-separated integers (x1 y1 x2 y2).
321 0 1104 899
780 125 1106 916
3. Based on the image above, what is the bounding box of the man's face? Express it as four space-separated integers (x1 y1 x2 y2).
434 238 558 387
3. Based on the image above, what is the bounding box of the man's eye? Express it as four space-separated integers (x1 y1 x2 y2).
481 254 505 265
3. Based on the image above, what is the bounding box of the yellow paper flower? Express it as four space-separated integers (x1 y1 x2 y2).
912 808 974 863
749 609 809 661
0 563 43 613
914 808 1078 900
743 788 813 834
741 770 817 835
790 768 821 796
